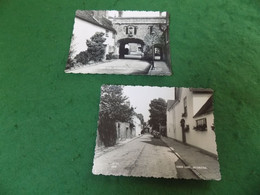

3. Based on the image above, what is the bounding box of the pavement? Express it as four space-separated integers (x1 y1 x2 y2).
65 59 151 75
161 136 221 180
94 135 142 159
93 134 180 178
148 61 172 76
65 59 172 75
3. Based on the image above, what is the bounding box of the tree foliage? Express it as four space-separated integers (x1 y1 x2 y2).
143 27 165 60
148 98 167 131
86 32 106 62
98 85 134 147
136 113 144 125
75 50 89 64
73 32 106 65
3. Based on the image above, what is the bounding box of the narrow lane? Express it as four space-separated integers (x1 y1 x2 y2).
92 134 179 178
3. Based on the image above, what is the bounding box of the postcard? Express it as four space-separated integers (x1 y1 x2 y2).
65 10 172 76
92 85 221 180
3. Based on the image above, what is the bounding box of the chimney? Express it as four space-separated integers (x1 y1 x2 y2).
118 11 123 17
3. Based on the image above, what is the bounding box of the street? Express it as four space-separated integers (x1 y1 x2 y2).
92 134 197 179
65 59 151 75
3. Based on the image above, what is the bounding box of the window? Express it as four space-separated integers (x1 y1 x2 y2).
149 26 153 35
134 26 137 35
182 97 187 117
125 26 129 34
194 118 207 131
128 26 133 37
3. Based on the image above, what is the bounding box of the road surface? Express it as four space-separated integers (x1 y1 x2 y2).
92 134 197 179
65 59 151 75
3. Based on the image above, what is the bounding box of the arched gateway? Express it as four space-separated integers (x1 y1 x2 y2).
117 38 145 59
111 14 170 62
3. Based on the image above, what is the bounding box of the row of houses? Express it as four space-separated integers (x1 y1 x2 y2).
166 88 217 157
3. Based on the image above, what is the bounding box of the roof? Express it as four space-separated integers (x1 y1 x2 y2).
75 10 116 33
193 95 213 118
190 88 213 94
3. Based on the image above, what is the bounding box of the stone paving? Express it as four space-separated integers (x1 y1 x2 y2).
65 59 151 75
148 61 172 76
65 59 172 75
161 136 221 180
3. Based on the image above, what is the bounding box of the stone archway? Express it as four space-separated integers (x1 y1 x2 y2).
117 38 145 59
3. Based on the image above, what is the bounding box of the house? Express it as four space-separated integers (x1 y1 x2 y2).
132 115 142 136
115 122 135 141
166 88 217 156
70 10 117 59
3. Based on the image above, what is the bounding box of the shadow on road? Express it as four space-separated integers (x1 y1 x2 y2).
141 137 168 147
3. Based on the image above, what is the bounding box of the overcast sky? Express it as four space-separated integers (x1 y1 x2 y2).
107 11 166 18
123 86 175 122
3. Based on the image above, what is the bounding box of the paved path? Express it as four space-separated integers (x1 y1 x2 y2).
161 136 221 180
148 61 172 76
65 59 151 75
93 134 180 178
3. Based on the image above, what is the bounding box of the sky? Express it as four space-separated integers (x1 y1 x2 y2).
123 86 175 122
107 11 166 18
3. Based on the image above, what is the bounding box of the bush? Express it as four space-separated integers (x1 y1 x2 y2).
106 53 119 60
98 116 117 147
65 50 75 69
86 32 106 62
74 51 89 64
106 53 113 60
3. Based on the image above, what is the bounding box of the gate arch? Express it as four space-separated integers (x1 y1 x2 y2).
117 38 145 59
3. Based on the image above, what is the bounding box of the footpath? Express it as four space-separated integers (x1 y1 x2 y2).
148 61 172 76
161 136 221 180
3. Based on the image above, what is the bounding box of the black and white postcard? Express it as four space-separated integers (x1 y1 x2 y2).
65 10 172 76
92 85 221 180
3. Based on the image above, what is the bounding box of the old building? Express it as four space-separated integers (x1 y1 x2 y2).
166 88 217 156
109 11 171 68
70 10 116 59
116 122 135 141
132 115 142 136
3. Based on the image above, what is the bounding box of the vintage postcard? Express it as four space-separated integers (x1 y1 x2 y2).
65 10 172 76
92 85 221 180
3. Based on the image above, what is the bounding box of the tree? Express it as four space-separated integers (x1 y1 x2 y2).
73 32 106 65
148 98 167 131
98 85 134 147
86 32 106 62
136 113 144 127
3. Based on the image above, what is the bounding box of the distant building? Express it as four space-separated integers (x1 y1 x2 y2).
132 115 142 136
166 88 217 156
70 10 117 59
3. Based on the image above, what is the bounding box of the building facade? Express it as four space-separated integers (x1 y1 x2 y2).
70 10 116 59
116 122 135 141
132 115 142 136
167 88 217 156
